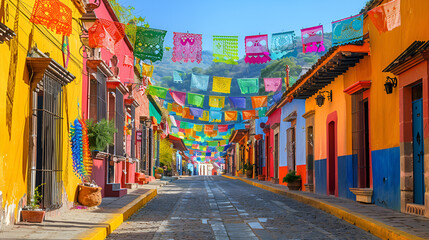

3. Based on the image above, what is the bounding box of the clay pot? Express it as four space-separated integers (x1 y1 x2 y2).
21 210 45 223
258 175 265 181
155 173 162 179
78 184 102 207
287 180 302 191
246 170 253 178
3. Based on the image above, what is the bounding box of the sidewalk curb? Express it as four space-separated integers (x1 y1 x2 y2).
222 175 423 240
80 189 158 240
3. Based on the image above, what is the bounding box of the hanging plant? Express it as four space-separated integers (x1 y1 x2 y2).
85 119 117 152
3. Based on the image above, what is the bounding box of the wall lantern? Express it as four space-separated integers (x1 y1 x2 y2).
79 0 100 53
384 76 397 94
315 90 332 107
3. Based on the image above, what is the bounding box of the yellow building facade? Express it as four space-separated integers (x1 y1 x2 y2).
0 0 85 226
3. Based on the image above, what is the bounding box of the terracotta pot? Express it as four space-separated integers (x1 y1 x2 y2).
155 173 162 179
78 184 102 207
21 210 45 223
246 170 253 178
287 180 302 191
258 175 265 181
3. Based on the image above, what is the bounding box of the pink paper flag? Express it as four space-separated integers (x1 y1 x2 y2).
218 125 228 132
264 78 282 92
171 32 203 63
301 25 326 53
170 90 187 106
244 35 271 64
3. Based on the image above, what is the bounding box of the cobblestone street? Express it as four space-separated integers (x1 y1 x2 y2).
107 176 379 240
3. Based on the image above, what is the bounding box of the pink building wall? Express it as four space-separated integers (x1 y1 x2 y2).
263 108 281 180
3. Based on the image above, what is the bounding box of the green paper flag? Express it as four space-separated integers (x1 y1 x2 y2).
258 108 267 117
134 27 167 62
187 93 205 108
147 85 168 99
237 78 259 94
208 141 218 147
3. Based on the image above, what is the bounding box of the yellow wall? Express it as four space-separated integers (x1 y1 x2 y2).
305 0 429 159
0 0 83 224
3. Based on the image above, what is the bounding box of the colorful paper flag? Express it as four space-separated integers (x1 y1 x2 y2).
212 77 232 94
147 85 168 99
189 107 204 118
199 111 210 121
271 31 296 60
301 25 326 53
332 14 364 46
209 111 223 123
172 32 203 63
173 70 185 83
242 110 256 120
190 74 210 91
204 125 214 133
182 107 194 120
244 34 271 64
194 124 203 132
218 125 229 132
172 103 183 115
187 93 205 108
213 35 239 65
264 78 282 92
30 0 72 36
229 97 246 109
368 0 401 33
237 78 259 94
134 27 167 62
209 96 225 108
170 90 187 106
251 96 268 108
224 111 238 121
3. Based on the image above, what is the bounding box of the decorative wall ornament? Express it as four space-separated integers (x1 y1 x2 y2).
134 27 167 62
172 32 203 63
301 25 325 53
271 31 295 60
332 14 363 46
244 34 271 64
213 35 239 65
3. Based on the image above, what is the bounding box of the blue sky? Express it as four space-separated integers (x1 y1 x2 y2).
121 0 368 55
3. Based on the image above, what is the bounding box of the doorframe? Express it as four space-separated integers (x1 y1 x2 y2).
398 61 428 216
272 123 280 183
303 110 315 192
326 111 338 197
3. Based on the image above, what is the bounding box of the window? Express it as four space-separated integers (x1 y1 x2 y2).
115 89 125 156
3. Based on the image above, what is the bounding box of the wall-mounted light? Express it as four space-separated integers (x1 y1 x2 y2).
315 90 332 107
384 76 397 94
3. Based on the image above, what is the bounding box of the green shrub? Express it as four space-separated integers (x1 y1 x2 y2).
29 183 45 209
156 168 164 174
243 163 253 171
282 171 301 183
86 119 117 151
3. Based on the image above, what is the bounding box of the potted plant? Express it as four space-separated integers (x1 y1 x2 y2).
86 119 117 151
78 182 102 207
21 183 46 223
283 171 302 190
244 164 253 178
155 168 163 179
258 174 266 181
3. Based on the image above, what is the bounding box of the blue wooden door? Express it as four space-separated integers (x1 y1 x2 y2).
412 99 425 205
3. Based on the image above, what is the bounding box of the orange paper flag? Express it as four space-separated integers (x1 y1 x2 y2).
224 111 238 121
368 0 401 33
242 110 256 120
207 130 218 138
172 103 183 115
182 107 194 120
251 96 268 109
204 124 214 133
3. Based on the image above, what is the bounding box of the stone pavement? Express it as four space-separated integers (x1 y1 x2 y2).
225 175 429 240
0 179 172 240
107 176 378 240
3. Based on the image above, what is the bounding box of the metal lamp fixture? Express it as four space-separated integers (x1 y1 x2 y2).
384 76 397 94
315 90 332 107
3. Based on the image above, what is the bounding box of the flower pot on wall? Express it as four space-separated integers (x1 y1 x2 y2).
21 210 45 223
78 184 102 207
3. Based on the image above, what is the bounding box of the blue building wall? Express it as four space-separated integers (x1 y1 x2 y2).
279 100 306 167
315 159 327 194
372 147 400 211
337 155 357 200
